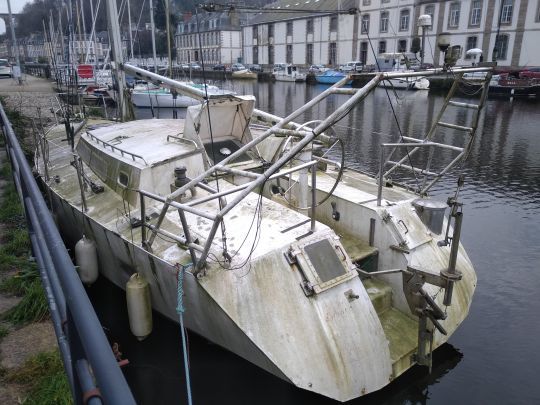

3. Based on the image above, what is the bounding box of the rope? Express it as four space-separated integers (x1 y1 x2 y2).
176 263 193 405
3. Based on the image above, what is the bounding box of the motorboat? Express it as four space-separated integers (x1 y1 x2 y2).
231 69 258 80
272 63 306 82
315 69 351 85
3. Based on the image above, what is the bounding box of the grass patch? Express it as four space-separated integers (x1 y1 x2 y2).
0 324 8 339
1 277 48 325
5 350 71 405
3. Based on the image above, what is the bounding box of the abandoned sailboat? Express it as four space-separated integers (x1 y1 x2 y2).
36 63 491 401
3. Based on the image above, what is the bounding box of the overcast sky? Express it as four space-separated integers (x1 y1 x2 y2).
0 0 31 34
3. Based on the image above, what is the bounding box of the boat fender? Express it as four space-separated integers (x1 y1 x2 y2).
126 273 153 341
74 235 99 285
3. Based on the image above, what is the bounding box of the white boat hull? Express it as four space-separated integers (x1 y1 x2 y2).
130 90 199 108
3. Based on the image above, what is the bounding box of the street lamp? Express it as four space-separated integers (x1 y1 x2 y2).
418 14 432 68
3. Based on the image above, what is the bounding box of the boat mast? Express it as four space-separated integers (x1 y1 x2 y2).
127 0 134 61
149 0 158 72
165 0 172 77
7 0 22 85
105 0 133 121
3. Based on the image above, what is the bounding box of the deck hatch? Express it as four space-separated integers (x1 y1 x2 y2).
304 239 347 283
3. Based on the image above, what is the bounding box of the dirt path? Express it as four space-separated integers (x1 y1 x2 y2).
0 76 59 403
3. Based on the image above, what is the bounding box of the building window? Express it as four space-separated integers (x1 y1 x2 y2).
330 16 338 32
494 34 509 59
360 42 368 65
268 23 274 39
268 45 274 65
307 18 314 33
363 0 371 5
399 9 410 31
380 11 389 33
378 40 386 54
286 21 293 36
306 43 313 65
469 0 482 26
382 0 390 3
424 5 435 31
361 14 370 34
501 0 513 24
253 46 259 64
398 39 407 52
448 2 460 28
465 36 477 58
329 42 337 65
286 44 293 63
252 26 257 39
537 1 540 22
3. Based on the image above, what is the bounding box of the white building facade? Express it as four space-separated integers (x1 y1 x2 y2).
242 0 540 68
175 12 243 65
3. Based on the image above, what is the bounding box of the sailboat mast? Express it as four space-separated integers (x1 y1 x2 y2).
149 0 158 72
127 0 134 61
105 0 132 121
165 0 172 77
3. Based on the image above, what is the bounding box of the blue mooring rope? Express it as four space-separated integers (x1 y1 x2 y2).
177 263 193 405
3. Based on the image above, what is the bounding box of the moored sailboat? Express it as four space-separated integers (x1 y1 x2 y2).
36 61 492 401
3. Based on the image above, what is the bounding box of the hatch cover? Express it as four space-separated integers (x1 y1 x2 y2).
304 239 347 283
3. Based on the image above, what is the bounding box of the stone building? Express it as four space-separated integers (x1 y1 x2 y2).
241 0 540 68
175 10 245 65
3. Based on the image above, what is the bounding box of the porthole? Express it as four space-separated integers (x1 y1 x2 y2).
118 171 129 187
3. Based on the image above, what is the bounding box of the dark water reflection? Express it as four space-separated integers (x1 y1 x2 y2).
116 80 540 403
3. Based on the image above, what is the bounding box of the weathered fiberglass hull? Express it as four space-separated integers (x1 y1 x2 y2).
39 63 487 400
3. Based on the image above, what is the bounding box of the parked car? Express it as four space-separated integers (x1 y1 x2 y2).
340 61 363 73
519 67 540 79
180 63 190 70
189 62 202 70
309 64 329 73
213 64 226 71
231 63 246 72
248 64 263 72
0 59 12 77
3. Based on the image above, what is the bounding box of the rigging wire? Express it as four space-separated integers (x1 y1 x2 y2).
195 7 230 262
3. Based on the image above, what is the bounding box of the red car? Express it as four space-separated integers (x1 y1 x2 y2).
519 67 540 79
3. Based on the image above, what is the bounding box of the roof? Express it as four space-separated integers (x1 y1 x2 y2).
247 0 358 25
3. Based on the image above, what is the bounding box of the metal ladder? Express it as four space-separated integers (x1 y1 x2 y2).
381 71 492 195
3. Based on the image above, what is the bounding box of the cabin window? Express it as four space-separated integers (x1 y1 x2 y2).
380 11 389 33
469 0 482 26
400 9 410 31
118 171 129 188
448 2 461 28
501 0 513 24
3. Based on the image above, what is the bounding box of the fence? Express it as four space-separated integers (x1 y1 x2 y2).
0 102 136 405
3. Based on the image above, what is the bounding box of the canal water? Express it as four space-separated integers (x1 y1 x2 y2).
89 80 540 404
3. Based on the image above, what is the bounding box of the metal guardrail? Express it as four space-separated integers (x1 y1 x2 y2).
0 102 136 405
